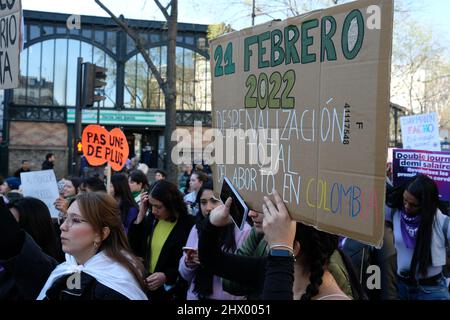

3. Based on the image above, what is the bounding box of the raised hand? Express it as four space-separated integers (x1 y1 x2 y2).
262 190 296 249
209 197 232 227
135 192 149 224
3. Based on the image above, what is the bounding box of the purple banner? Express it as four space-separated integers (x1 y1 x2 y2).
392 149 450 202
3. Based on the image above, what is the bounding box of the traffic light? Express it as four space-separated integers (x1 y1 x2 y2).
76 140 83 155
82 62 107 107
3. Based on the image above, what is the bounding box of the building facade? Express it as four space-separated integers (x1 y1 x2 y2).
0 10 211 178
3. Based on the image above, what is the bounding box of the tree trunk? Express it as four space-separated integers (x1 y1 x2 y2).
164 0 179 184
96 0 180 184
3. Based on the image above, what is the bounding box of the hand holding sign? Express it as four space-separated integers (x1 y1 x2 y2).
81 125 129 171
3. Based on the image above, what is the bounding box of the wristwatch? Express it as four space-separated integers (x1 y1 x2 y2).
269 248 295 259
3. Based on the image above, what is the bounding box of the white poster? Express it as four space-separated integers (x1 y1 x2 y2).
400 112 441 151
0 0 22 89
20 170 60 218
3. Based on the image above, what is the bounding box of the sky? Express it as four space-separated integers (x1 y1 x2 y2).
20 0 450 54
20 0 450 29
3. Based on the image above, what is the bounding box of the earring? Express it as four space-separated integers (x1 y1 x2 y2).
93 242 99 250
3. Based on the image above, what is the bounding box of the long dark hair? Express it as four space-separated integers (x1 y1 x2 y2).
128 170 149 190
295 223 339 300
11 197 60 260
76 192 146 290
406 174 439 277
111 173 138 223
150 180 188 222
193 186 237 298
65 176 82 195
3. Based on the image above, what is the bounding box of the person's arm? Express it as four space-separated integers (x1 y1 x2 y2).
198 214 265 289
135 192 149 225
260 191 296 300
221 228 264 296
178 227 200 283
262 255 294 300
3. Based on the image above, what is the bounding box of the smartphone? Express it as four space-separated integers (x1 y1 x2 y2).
220 177 249 230
57 180 66 196
182 246 198 253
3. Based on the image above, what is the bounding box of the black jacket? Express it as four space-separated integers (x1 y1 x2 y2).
13 168 30 178
41 160 54 170
42 272 128 300
128 212 194 300
0 233 58 300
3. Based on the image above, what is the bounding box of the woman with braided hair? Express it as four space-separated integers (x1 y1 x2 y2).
198 190 364 300
259 191 354 300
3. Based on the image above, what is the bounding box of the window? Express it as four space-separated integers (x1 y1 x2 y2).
66 40 80 106
124 46 210 111
95 30 105 44
150 33 160 43
13 39 116 108
54 39 68 106
27 42 41 105
40 40 55 105
106 31 117 54
29 25 40 40
82 28 92 40
43 25 54 36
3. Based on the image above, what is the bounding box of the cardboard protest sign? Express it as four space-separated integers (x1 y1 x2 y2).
393 149 450 203
400 113 441 151
0 0 21 89
81 125 129 171
20 170 60 218
210 0 393 247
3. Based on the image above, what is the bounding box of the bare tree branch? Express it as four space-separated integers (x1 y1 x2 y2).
95 0 167 95
154 0 170 20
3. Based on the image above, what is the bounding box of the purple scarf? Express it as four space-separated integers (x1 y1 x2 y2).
400 210 421 249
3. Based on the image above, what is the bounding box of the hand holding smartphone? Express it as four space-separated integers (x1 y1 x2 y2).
220 177 249 230
183 246 199 266
182 246 197 253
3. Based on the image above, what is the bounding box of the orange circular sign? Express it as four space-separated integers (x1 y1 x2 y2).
81 125 129 171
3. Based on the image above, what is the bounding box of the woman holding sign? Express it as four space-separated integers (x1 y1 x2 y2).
37 192 147 300
386 174 450 300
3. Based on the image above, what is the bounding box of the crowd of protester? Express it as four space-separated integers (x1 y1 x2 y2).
0 155 449 301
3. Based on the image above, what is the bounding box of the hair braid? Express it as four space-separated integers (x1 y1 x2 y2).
300 232 329 300
297 223 337 301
